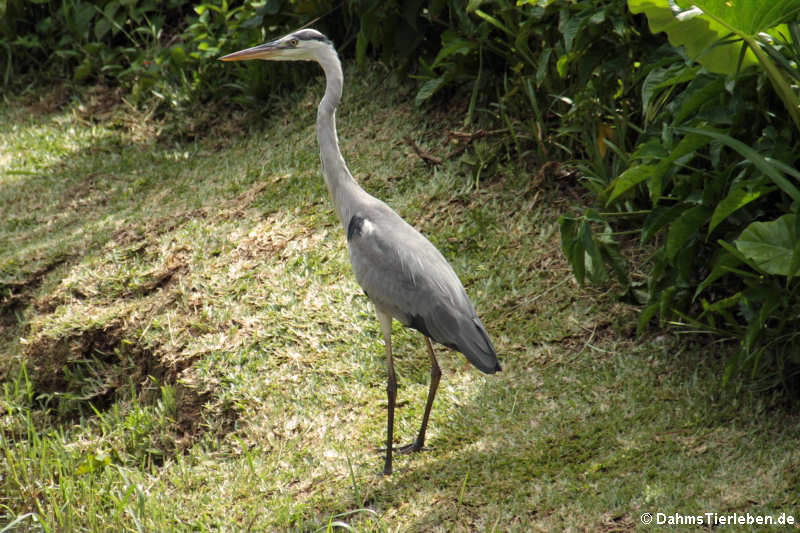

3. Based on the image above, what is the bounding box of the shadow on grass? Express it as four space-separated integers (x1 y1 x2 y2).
316 333 800 531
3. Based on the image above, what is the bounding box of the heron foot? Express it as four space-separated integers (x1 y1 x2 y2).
396 439 426 454
376 439 426 455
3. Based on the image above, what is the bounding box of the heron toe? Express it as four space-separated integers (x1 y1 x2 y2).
376 440 427 455
395 440 426 455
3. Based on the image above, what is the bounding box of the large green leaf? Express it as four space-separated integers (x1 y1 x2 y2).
607 165 656 205
734 214 798 275
629 0 800 128
708 184 771 236
628 0 800 74
607 132 711 205
682 127 800 203
674 0 800 36
628 0 756 74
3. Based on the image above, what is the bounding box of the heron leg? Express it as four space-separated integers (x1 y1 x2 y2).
376 309 396 476
397 336 441 454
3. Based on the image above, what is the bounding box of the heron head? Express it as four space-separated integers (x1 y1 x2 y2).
218 29 332 63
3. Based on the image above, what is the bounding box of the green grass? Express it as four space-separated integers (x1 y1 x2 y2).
2 64 800 532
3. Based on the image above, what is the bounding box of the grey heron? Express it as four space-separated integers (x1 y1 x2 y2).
220 29 501 475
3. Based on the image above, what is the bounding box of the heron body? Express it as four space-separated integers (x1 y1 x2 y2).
220 29 500 475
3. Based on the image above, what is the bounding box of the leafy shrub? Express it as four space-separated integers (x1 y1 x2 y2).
411 0 661 163
560 1 800 388
1 0 186 86
0 0 347 107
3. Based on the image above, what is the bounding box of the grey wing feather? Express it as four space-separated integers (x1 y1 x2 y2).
346 203 500 374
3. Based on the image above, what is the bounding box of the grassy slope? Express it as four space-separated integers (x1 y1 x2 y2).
2 64 799 532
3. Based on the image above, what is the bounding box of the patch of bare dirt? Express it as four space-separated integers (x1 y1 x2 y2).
25 84 71 116
23 274 218 447
74 84 125 123
13 178 284 448
1 259 67 327
21 239 200 444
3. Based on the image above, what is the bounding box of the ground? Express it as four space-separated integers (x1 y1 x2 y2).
1 64 799 532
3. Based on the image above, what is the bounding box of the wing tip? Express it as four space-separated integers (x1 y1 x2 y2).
470 350 501 374
464 317 501 374
406 309 501 374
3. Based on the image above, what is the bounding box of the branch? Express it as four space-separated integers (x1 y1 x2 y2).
404 137 443 165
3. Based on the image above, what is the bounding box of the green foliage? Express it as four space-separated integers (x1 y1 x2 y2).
561 1 800 388
630 0 800 128
1 0 657 163
734 214 799 276
2 0 186 86
411 0 658 163
0 0 339 105
628 0 760 74
351 0 431 65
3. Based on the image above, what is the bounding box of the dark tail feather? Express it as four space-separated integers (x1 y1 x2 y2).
459 316 501 374
410 305 501 374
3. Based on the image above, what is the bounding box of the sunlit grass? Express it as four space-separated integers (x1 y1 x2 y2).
2 64 799 532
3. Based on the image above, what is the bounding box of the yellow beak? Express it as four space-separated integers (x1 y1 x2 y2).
218 41 281 62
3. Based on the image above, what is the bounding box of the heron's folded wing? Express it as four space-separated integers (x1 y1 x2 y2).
346 212 499 373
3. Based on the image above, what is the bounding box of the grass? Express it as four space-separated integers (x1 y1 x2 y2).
2 63 800 532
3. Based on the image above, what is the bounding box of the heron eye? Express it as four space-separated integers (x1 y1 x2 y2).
289 39 299 47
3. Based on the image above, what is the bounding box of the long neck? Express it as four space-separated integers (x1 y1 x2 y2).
316 49 364 228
